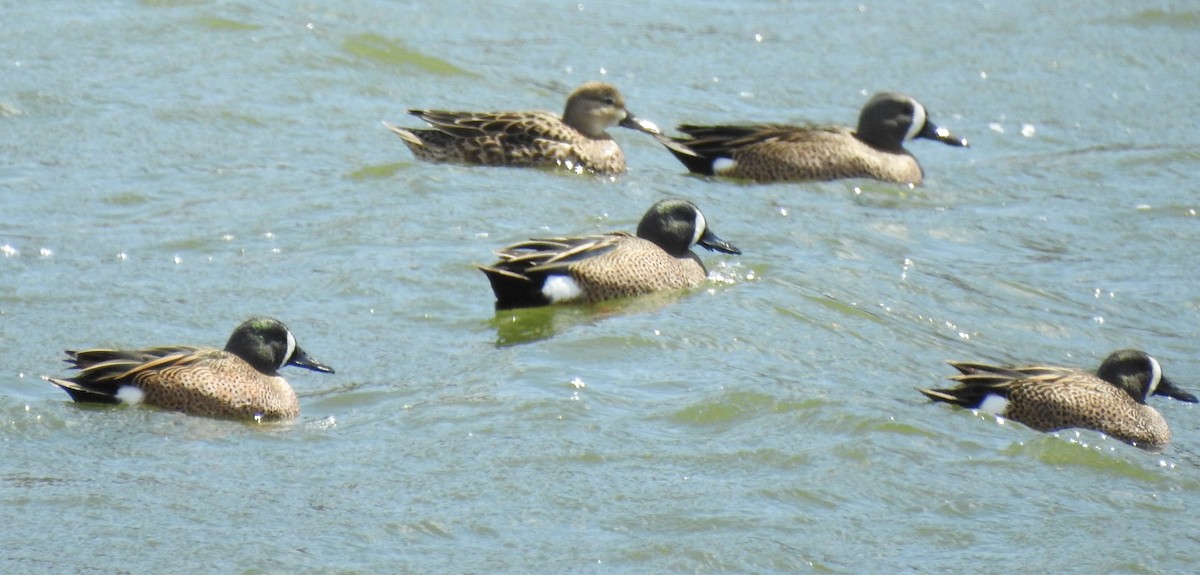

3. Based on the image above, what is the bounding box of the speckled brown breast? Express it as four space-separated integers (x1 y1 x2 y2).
1002 375 1170 449
722 129 923 185
130 350 300 420
567 237 709 302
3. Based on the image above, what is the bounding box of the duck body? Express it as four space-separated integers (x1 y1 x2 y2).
43 317 334 421
658 92 967 185
479 199 741 309
919 350 1195 450
385 82 659 175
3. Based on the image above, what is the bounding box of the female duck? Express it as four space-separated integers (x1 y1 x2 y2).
384 81 660 175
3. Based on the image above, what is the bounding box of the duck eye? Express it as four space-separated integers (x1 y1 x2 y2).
603 97 616 106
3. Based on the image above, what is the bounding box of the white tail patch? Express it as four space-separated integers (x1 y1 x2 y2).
712 157 738 175
1147 356 1162 396
905 99 927 141
116 385 145 405
542 275 582 303
977 393 1009 415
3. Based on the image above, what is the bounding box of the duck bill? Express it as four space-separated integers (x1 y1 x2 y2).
698 229 742 255
918 121 969 148
289 347 335 374
1153 376 1198 403
619 112 661 135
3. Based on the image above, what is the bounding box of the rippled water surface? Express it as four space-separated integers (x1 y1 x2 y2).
3 2 1200 574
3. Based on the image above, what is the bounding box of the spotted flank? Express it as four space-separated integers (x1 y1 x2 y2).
478 198 742 310
655 92 968 185
383 81 660 175
43 316 335 421
919 349 1196 450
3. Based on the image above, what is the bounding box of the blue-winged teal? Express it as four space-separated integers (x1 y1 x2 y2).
479 198 741 309
656 92 968 185
43 317 334 421
919 349 1196 450
383 81 660 175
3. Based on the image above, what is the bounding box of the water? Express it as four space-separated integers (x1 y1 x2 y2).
3 1 1199 573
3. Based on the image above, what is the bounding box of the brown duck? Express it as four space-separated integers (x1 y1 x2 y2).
919 349 1196 450
657 92 967 185
384 81 660 175
43 317 334 421
478 199 741 309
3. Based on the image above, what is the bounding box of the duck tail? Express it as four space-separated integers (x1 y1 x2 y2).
477 265 549 310
42 376 120 404
654 134 716 175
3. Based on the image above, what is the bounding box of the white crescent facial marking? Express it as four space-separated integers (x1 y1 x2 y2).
977 393 1009 416
542 275 583 303
691 209 707 247
1147 356 1162 396
905 99 927 142
116 385 145 405
283 329 297 370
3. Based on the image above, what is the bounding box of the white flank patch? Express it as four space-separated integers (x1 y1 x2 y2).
691 210 707 247
976 393 1009 415
712 157 738 175
542 275 582 303
283 329 297 369
905 99 927 141
116 385 145 405
1147 356 1162 396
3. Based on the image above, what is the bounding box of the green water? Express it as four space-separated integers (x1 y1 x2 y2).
3 1 1199 574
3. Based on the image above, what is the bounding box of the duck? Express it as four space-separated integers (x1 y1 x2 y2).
656 92 967 185
478 198 741 309
42 316 334 421
383 81 660 175
919 349 1196 450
